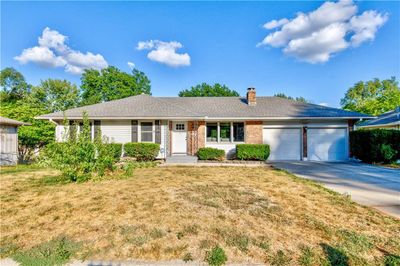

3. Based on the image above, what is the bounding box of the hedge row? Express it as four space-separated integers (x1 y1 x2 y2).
236 144 270 161
350 129 400 163
124 143 160 161
99 142 160 162
196 144 270 161
197 147 225 160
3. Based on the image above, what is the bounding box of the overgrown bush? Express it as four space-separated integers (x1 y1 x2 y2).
124 142 160 161
39 114 117 182
350 129 400 163
197 147 225 160
236 144 270 161
101 143 122 162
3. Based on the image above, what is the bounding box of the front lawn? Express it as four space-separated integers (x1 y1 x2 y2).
0 165 399 265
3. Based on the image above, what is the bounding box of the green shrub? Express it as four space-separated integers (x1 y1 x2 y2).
124 142 160 161
102 143 122 162
197 147 225 160
236 144 270 161
350 129 400 163
39 114 117 182
205 246 227 266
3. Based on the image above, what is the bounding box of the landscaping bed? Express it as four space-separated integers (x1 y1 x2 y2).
0 165 399 265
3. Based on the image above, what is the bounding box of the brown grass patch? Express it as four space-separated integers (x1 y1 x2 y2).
1 166 399 265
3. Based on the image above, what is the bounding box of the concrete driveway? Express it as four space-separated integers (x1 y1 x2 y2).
272 161 400 218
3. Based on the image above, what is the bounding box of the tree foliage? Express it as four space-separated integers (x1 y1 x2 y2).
0 67 30 101
341 77 400 116
39 114 117 182
274 93 309 103
0 66 153 162
179 83 239 97
80 66 151 105
28 79 80 112
0 101 55 161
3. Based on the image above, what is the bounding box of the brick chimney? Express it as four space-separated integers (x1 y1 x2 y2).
247 87 256 106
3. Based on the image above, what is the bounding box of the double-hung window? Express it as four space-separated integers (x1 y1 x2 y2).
140 121 153 142
206 122 244 143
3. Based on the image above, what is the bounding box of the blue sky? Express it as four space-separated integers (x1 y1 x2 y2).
1 1 399 107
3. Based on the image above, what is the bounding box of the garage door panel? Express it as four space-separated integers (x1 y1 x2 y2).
263 128 301 160
307 128 347 161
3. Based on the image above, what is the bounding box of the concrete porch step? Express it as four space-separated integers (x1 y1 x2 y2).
165 155 198 164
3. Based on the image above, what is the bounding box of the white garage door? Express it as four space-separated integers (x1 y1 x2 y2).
307 128 348 161
263 128 301 160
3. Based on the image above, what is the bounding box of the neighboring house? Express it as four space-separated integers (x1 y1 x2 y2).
38 88 372 161
357 107 400 130
0 116 29 166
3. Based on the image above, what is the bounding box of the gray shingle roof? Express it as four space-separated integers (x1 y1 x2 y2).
0 116 30 126
37 94 372 119
358 107 400 127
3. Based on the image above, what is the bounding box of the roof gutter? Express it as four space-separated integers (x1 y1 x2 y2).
37 116 375 121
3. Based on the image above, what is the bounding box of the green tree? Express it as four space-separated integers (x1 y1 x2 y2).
0 101 55 161
274 93 309 103
341 77 400 116
80 66 151 105
0 68 57 161
179 83 239 97
28 79 80 112
0 67 30 101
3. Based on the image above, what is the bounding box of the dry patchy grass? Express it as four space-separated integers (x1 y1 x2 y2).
0 165 399 265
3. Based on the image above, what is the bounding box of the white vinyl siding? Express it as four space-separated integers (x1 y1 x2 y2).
205 143 236 159
100 120 132 143
0 125 18 165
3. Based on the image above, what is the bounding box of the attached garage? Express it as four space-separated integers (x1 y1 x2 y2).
307 128 348 161
263 128 302 160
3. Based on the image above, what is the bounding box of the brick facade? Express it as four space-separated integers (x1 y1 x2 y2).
171 120 262 156
245 121 263 144
187 121 205 155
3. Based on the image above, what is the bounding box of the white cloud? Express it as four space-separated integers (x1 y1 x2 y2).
258 0 388 63
319 102 329 106
136 40 190 67
350 10 388 47
15 27 108 74
14 46 66 67
263 18 289 30
127 61 135 69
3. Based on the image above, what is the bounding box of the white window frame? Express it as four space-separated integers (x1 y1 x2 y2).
205 122 245 143
138 120 155 143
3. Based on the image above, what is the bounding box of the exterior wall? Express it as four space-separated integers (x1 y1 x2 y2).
205 143 236 159
55 120 168 159
245 121 263 144
56 124 68 142
0 125 18 166
101 120 131 143
187 121 205 155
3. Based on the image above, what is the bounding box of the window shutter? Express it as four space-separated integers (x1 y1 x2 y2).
155 120 161 144
131 120 138 142
94 120 101 139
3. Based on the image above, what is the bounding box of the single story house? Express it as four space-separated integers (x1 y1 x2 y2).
357 107 400 130
0 116 30 166
38 88 373 161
